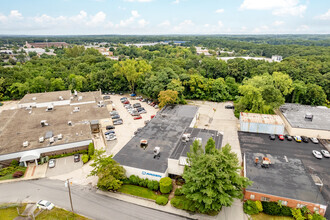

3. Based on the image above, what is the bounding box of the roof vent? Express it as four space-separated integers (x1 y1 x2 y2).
153 147 160 159
78 96 82 101
32 97 37 101
49 137 55 144
59 96 63 100
73 107 80 113
74 90 78 97
68 121 73 126
46 105 54 111
305 113 313 121
40 120 49 127
57 134 63 140
23 141 29 147
39 136 44 143
26 106 32 110
182 133 191 142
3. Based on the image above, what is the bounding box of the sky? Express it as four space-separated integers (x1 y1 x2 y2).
0 0 329 35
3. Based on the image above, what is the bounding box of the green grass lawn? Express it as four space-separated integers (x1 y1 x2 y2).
252 213 294 220
36 207 89 220
0 203 26 220
118 184 168 201
0 166 27 181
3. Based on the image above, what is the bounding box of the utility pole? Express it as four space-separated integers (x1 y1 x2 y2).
65 179 74 214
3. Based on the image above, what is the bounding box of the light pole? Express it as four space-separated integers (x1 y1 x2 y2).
65 179 74 214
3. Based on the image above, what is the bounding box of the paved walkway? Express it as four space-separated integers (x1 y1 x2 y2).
24 164 47 179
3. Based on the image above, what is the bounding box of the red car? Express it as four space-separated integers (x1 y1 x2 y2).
151 115 155 119
123 100 130 104
134 116 142 120
278 134 284 141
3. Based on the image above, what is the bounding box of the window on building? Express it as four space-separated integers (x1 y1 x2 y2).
279 200 288 206
250 194 255 199
297 204 306 208
261 197 270 202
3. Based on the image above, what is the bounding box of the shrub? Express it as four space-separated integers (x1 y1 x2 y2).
88 143 95 159
311 213 326 220
156 196 168 206
159 177 172 194
171 196 197 212
255 200 263 212
301 206 311 216
174 187 183 196
0 166 15 177
147 180 159 191
262 201 281 216
129 175 140 185
82 154 89 164
280 206 293 217
243 200 260 215
291 208 305 220
12 171 24 178
11 160 19 167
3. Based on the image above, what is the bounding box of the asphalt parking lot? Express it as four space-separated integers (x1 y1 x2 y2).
101 95 159 156
238 131 330 218
46 155 83 177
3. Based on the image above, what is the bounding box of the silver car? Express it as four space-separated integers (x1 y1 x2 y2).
36 200 55 210
312 150 322 159
310 137 319 144
321 150 330 158
48 159 56 168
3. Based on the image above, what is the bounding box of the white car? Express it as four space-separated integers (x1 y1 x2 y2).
48 159 56 168
321 150 330 158
106 134 117 141
312 150 322 159
310 137 319 144
36 200 55 210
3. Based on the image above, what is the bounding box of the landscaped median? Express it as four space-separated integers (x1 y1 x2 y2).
0 160 27 181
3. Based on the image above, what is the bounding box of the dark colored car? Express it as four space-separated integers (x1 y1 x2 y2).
120 97 127 103
284 134 293 141
106 125 115 130
269 134 276 140
103 95 110 100
105 130 115 135
133 103 141 108
112 115 120 119
74 154 80 162
301 136 309 143
225 105 235 109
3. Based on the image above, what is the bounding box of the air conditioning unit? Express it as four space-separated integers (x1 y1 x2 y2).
78 96 83 101
305 113 313 121
32 97 37 101
40 120 49 127
68 121 73 126
73 107 80 113
23 141 29 147
57 134 63 140
49 137 55 144
182 133 191 142
153 147 160 159
46 105 54 111
59 96 63 100
39 137 44 143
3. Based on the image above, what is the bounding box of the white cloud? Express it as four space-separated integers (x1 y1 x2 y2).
172 0 180 4
138 19 149 27
218 21 223 27
131 10 140 18
296 24 309 31
240 0 306 17
273 20 284 26
158 20 171 27
87 11 106 26
125 0 152 2
9 10 23 20
215 9 224 13
116 10 141 27
0 14 8 23
204 24 210 27
315 9 330 20
173 20 194 32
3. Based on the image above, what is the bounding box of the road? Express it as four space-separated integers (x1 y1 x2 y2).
0 179 188 220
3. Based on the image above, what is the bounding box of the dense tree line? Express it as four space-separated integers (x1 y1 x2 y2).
0 37 329 114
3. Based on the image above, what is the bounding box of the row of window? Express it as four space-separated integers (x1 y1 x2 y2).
250 194 319 211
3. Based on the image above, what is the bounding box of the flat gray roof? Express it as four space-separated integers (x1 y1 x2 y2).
170 127 222 160
279 103 330 131
113 105 199 173
19 90 72 104
245 152 327 205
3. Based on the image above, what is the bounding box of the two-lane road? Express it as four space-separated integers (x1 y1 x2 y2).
0 179 189 220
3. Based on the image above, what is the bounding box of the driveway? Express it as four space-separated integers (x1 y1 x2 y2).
46 155 83 177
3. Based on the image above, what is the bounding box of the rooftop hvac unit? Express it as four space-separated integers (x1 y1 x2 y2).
59 96 63 100
23 141 29 147
140 139 148 149
97 101 105 107
46 105 54 111
40 120 49 127
32 97 37 101
73 107 80 113
78 96 83 101
68 121 73 126
153 147 160 159
57 134 63 140
305 113 313 121
74 90 78 97
49 137 55 144
26 106 32 110
182 133 191 142
39 136 44 143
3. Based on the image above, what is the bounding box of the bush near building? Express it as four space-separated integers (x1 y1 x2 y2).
12 171 24 178
48 149 88 159
126 175 159 191
174 187 183 196
244 200 260 215
159 177 172 194
156 196 168 206
82 154 89 164
88 143 95 159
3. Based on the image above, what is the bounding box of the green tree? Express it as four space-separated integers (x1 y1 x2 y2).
113 59 151 93
302 84 327 106
158 90 179 109
89 149 126 191
50 78 65 91
182 139 251 214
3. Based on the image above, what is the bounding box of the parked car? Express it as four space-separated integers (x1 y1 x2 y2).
142 99 148 102
312 150 322 159
154 105 159 109
135 96 142 100
110 111 118 116
112 115 120 120
36 200 55 210
294 136 302 143
151 115 155 119
133 103 141 108
106 125 115 130
321 150 330 158
278 134 284 141
301 136 309 143
120 97 127 102
225 105 235 109
284 135 293 141
130 93 136 97
131 111 140 116
134 116 142 120
269 134 276 140
74 154 80 162
310 137 319 144
48 159 56 168
138 109 147 114
123 100 130 105
106 134 117 141
103 95 110 100
113 119 123 125
105 130 115 135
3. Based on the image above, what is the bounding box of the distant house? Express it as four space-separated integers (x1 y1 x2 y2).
25 41 68 48
272 55 283 62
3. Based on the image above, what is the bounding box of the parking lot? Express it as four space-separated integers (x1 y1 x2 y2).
101 94 159 156
46 155 83 177
238 131 330 218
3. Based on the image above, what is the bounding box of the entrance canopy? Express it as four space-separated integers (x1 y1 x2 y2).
20 151 40 162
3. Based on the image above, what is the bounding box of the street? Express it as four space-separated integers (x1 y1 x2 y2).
0 179 189 220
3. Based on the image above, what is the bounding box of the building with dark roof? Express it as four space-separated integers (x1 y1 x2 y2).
244 152 327 216
25 41 68 48
278 103 330 139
